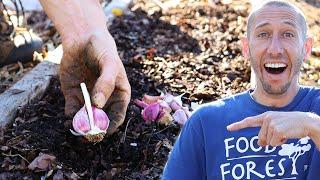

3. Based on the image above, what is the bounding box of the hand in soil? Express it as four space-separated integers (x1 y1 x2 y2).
60 32 131 135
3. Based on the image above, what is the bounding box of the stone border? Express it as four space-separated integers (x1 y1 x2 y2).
0 0 132 129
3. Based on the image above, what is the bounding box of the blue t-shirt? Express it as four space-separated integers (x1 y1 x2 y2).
163 86 320 180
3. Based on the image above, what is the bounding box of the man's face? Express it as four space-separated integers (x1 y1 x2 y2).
243 6 311 95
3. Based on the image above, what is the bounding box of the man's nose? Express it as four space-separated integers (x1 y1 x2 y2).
267 35 284 57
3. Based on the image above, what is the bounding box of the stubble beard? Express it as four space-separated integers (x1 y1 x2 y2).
250 55 303 95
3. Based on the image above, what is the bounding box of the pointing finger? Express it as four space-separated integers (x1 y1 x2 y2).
227 114 265 131
261 122 271 146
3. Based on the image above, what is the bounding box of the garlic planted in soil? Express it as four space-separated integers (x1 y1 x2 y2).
70 83 110 142
172 109 188 125
134 99 171 124
141 102 160 122
162 93 185 111
134 92 191 125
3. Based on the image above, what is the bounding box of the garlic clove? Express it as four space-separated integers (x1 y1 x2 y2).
71 105 109 142
163 93 185 111
162 93 174 104
142 102 160 122
136 93 190 125
170 100 182 111
134 99 148 108
72 106 91 134
172 109 188 125
159 100 172 113
92 106 109 131
182 106 192 118
70 83 110 143
173 93 185 107
142 94 161 104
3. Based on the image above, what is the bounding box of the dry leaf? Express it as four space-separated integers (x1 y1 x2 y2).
28 153 56 171
53 170 64 180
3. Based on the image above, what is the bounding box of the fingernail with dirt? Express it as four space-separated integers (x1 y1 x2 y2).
92 92 106 108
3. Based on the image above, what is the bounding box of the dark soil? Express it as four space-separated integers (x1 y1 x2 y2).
1 0 320 179
1 76 181 179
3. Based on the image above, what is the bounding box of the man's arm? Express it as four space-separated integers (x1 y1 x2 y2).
227 111 320 149
39 0 108 47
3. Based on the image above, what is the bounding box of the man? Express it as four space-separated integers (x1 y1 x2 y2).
0 0 131 135
163 1 320 179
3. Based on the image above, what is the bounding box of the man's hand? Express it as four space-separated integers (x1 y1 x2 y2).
39 0 131 135
60 31 131 135
227 111 320 147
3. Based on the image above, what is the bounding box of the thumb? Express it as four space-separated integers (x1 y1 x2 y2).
91 62 117 108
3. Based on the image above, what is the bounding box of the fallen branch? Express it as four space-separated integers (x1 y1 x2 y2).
2 152 30 164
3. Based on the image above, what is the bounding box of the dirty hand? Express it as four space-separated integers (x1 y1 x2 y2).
39 0 131 135
60 31 131 135
227 111 320 147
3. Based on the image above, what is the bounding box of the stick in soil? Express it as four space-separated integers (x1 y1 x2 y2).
120 117 134 144
147 123 176 136
2 152 30 164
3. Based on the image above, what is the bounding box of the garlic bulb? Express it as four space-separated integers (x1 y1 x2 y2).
70 83 109 142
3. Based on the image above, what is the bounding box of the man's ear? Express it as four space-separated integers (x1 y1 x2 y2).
241 37 250 59
303 37 313 62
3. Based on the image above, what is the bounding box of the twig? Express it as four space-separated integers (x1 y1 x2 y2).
146 123 157 147
120 117 133 144
146 123 175 136
2 152 30 164
116 117 133 151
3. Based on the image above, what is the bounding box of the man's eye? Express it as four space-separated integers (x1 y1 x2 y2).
283 32 294 38
257 32 269 38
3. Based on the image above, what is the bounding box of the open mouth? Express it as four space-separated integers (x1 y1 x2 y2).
264 63 287 74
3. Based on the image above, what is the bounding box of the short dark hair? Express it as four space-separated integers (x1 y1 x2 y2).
246 0 307 40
